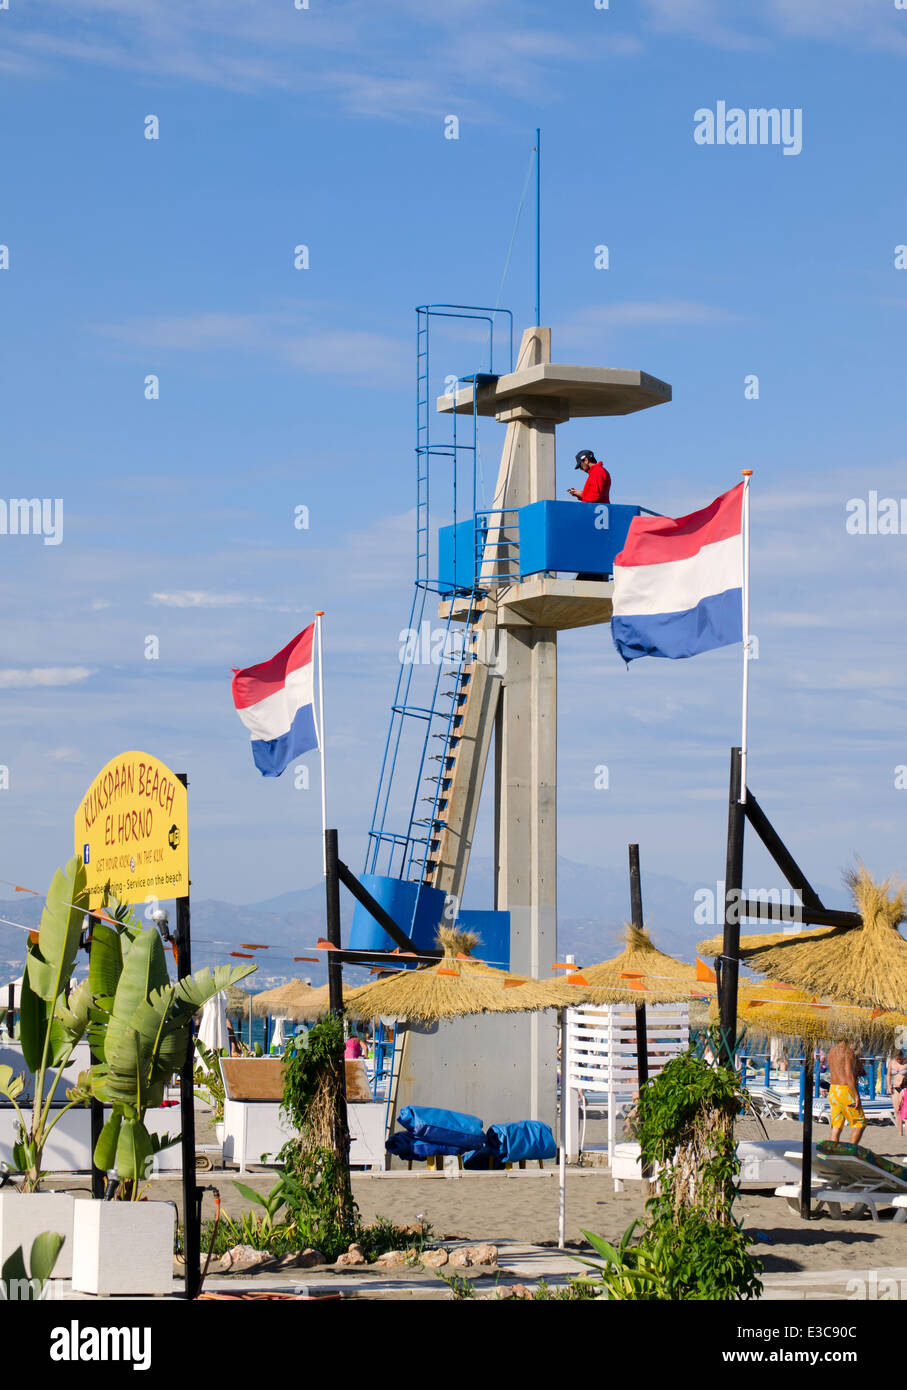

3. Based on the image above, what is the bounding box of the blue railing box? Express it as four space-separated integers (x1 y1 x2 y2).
517 501 641 579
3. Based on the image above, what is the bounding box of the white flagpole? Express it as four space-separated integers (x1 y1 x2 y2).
739 471 753 805
315 611 328 873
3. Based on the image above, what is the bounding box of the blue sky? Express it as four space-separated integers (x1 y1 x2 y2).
1 0 906 932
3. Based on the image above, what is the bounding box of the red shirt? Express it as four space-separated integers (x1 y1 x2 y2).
580 462 611 503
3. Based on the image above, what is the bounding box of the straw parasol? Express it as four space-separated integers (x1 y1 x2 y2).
559 924 704 1006
709 980 907 1051
223 984 252 1017
251 979 327 1023
251 979 358 1023
346 927 571 1022
698 866 907 1013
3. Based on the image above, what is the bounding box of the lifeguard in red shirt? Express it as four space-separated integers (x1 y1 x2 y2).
568 448 611 503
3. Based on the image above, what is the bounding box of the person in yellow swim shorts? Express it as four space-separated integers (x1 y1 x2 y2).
828 1042 866 1145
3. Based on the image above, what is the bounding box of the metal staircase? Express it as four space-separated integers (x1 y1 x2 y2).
364 306 511 925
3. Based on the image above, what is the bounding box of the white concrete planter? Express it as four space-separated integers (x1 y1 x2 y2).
72 1200 176 1295
0 1191 75 1279
214 1122 225 1146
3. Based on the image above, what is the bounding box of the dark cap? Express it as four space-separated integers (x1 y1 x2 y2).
574 449 596 469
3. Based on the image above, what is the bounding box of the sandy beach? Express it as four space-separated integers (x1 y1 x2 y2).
48 1109 906 1298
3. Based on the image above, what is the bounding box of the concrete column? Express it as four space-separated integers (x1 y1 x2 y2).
496 624 557 1123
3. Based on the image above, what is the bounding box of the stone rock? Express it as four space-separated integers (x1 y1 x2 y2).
448 1243 498 1269
216 1244 275 1274
334 1242 367 1267
273 1249 328 1270
494 1283 533 1300
420 1249 449 1269
373 1249 408 1268
274 1252 299 1270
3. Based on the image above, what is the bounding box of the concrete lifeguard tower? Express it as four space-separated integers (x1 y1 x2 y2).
351 311 671 1130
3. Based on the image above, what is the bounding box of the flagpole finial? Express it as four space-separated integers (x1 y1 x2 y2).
315 610 325 616
741 469 753 477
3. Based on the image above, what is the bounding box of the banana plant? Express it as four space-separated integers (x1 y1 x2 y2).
0 857 91 1191
2 1231 65 1300
82 899 255 1197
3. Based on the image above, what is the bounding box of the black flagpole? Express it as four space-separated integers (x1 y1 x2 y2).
719 748 744 1069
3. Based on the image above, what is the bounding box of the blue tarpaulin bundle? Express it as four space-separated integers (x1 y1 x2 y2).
486 1120 556 1165
397 1105 485 1150
386 1131 483 1161
387 1110 556 1168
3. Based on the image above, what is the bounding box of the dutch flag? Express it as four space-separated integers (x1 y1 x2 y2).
611 483 744 664
231 624 319 776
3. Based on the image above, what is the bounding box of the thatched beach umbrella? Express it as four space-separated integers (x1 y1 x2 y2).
698 867 907 1013
346 928 570 1022
709 980 907 1051
223 984 252 1017
302 983 358 1020
251 979 332 1023
559 924 703 1005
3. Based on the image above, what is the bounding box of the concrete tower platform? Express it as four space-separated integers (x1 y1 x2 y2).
391 327 671 1133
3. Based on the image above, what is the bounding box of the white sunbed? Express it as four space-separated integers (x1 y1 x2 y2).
747 1088 893 1127
609 1139 810 1191
775 1147 907 1222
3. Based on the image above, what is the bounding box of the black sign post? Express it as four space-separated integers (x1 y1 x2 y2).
86 912 106 1199
175 773 201 1300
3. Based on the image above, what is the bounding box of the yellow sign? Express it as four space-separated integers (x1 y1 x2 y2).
74 751 189 906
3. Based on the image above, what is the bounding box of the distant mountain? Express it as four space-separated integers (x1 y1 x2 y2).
0 855 852 990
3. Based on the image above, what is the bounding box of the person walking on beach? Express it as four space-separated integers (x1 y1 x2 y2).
888 1049 907 1135
827 1041 866 1145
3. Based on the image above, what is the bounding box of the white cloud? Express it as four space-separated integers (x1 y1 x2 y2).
0 668 95 688
641 0 907 52
92 311 410 386
555 301 737 346
150 591 265 609
1 0 634 115
46 747 82 763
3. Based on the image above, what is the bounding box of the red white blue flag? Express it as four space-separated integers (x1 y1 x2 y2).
231 624 319 776
612 483 744 664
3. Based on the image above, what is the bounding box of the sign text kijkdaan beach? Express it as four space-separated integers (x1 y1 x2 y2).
74 751 189 906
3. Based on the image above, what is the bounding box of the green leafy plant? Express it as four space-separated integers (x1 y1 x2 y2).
530 1277 599 1301
193 1040 227 1124
0 858 92 1190
2 1231 64 1301
276 1016 359 1259
78 894 255 1197
357 1215 433 1262
437 1269 476 1299
203 1179 304 1258
577 1032 762 1301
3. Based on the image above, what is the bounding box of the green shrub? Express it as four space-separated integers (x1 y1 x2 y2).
578 1031 762 1301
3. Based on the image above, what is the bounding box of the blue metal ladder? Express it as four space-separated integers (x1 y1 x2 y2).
364 306 512 930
